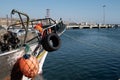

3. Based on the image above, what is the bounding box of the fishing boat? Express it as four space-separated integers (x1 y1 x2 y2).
0 9 66 80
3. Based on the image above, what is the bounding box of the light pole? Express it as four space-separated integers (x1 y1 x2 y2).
103 5 106 25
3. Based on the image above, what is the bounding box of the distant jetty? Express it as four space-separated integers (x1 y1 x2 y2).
65 22 120 29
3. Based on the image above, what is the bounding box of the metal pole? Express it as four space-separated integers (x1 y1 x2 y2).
10 13 12 25
6 14 8 26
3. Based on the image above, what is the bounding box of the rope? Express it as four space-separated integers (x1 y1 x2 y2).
63 33 120 53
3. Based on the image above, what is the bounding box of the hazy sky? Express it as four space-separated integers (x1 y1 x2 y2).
0 0 120 24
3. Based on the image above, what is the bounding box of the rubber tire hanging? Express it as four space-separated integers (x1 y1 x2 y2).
42 33 61 52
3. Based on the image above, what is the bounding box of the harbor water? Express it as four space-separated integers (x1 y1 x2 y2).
39 28 120 80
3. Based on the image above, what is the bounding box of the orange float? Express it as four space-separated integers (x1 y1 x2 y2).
19 54 39 78
34 23 52 37
34 23 43 35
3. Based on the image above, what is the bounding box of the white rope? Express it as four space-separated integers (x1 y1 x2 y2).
63 33 120 53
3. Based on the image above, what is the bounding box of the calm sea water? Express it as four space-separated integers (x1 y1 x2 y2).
38 28 120 80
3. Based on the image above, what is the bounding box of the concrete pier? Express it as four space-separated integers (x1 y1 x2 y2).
66 24 117 29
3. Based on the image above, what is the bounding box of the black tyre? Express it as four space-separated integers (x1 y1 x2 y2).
42 33 61 52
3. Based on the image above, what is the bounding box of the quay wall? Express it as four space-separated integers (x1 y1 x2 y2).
66 24 118 29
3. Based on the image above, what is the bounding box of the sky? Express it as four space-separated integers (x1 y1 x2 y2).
0 0 120 24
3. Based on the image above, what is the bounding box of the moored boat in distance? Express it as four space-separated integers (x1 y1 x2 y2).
0 9 66 80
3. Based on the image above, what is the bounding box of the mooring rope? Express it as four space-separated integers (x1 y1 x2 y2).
63 33 120 53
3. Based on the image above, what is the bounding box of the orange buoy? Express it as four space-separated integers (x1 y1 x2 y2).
19 54 39 78
34 23 43 35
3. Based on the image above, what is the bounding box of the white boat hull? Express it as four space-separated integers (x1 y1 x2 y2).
0 43 48 80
